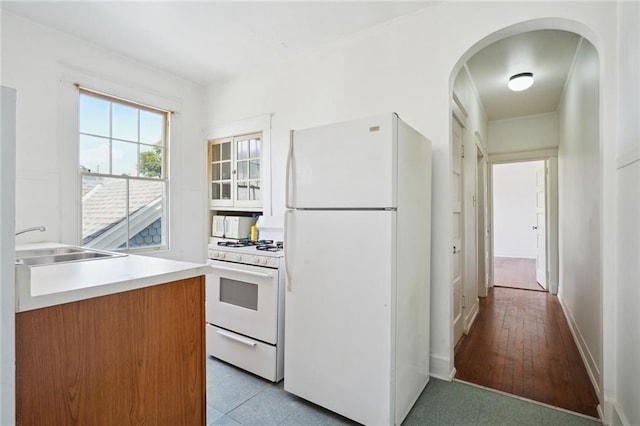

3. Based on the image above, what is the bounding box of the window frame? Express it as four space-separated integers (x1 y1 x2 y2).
78 87 171 252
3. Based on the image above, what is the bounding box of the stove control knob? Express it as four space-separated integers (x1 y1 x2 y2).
253 256 260 265
218 252 226 259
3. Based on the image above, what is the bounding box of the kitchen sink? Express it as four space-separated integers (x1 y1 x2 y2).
15 246 126 266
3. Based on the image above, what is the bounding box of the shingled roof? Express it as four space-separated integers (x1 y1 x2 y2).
82 176 163 249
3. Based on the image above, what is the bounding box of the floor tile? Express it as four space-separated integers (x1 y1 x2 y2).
279 401 356 426
206 357 270 413
205 357 600 426
227 388 299 425
209 414 242 425
207 405 225 425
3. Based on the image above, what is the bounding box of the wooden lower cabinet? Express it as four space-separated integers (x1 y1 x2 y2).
16 276 206 426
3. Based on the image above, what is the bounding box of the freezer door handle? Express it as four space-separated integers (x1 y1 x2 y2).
216 329 257 347
285 129 294 209
284 209 292 291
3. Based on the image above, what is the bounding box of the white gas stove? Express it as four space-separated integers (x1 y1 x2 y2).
205 237 285 382
208 238 283 268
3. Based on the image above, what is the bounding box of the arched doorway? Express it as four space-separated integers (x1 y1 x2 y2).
448 21 603 418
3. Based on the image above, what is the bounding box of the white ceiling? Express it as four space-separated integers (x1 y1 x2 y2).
1 1 434 85
465 30 581 120
2 3 581 121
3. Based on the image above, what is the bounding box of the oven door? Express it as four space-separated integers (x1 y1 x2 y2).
206 259 278 344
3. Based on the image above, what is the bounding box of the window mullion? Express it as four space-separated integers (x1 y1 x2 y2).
125 177 130 250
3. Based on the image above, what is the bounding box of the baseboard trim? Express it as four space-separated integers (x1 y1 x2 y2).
464 299 479 333
429 353 454 381
607 399 630 426
557 291 601 399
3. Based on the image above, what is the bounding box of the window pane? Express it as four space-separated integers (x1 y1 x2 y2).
249 160 260 180
237 181 248 200
221 162 231 180
139 143 163 178
212 144 221 161
112 140 138 176
237 161 248 180
222 182 231 199
220 142 231 161
112 103 138 142
237 139 249 160
128 179 165 248
249 180 261 200
212 182 221 200
249 138 260 158
212 163 220 181
139 110 163 144
80 135 110 174
81 176 126 245
79 94 109 137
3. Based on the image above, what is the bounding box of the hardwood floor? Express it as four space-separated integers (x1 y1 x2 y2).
454 287 599 418
494 256 545 291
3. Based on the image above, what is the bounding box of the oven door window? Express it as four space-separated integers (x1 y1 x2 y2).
219 278 258 311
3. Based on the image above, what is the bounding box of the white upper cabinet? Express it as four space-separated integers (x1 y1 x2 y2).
209 132 262 210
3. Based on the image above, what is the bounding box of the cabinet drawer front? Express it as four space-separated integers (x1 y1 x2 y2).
206 324 279 382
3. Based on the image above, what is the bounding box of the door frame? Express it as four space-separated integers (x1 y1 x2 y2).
474 132 490 298
488 149 559 295
451 102 466 346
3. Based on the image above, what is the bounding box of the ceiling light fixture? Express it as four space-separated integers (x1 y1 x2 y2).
508 72 534 91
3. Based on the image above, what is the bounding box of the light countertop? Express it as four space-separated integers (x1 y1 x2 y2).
15 243 211 313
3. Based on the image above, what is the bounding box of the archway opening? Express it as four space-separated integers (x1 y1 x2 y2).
448 22 602 418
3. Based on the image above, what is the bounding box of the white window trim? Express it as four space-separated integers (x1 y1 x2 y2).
58 65 180 249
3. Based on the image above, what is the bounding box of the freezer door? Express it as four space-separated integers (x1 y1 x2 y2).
288 114 397 209
284 209 395 425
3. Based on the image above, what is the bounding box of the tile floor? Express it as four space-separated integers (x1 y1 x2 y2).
206 356 601 425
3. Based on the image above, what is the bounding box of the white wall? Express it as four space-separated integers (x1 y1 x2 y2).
557 39 602 400
204 2 621 386
488 112 558 154
613 2 640 425
493 161 540 258
0 86 16 426
0 11 207 263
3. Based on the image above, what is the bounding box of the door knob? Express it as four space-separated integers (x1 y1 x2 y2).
532 226 538 230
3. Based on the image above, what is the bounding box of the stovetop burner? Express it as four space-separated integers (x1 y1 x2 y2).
217 239 283 251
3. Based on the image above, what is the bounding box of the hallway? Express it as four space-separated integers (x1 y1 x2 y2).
454 287 599 418
494 257 546 291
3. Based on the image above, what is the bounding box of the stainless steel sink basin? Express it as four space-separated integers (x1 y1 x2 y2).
15 246 86 258
15 246 126 266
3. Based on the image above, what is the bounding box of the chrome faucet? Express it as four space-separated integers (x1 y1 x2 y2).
15 226 46 236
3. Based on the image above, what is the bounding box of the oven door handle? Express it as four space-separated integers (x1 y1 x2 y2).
209 265 274 279
216 329 257 347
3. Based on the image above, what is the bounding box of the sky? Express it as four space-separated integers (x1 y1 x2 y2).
79 93 164 176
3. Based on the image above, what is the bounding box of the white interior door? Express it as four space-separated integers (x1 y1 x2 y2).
535 162 547 288
452 116 464 345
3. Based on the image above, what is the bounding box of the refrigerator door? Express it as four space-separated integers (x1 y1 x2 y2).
287 114 397 209
284 209 395 425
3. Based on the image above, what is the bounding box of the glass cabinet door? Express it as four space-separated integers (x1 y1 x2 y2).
210 139 232 202
208 132 262 209
234 134 261 202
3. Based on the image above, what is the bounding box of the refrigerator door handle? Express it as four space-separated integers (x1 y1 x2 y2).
285 129 294 209
284 209 292 291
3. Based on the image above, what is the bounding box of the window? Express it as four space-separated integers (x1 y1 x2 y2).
78 88 169 251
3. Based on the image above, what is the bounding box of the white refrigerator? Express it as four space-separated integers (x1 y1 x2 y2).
284 113 432 425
